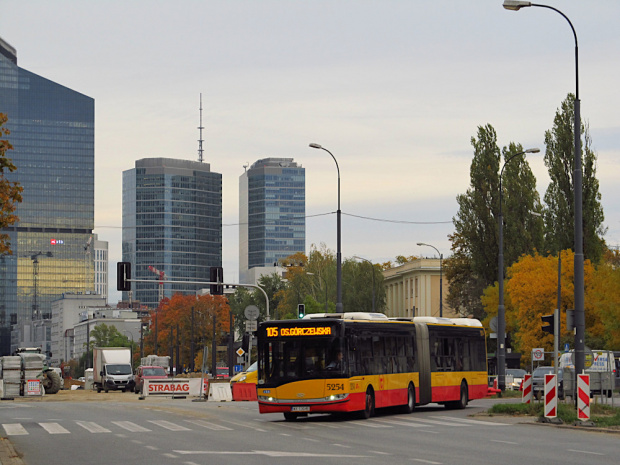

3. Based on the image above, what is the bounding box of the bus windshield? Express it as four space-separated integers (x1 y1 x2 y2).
261 336 345 384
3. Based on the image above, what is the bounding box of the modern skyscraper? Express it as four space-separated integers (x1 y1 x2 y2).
122 158 222 308
0 36 95 355
239 158 305 284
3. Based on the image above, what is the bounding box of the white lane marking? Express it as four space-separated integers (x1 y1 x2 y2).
40 423 70 434
174 450 369 457
490 439 518 445
567 449 604 456
148 420 191 431
162 453 178 458
434 416 510 426
145 445 159 450
75 421 111 433
412 459 442 464
185 419 233 431
2 424 28 435
369 450 392 455
112 421 152 432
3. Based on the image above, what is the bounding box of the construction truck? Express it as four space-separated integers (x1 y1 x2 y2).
12 347 62 394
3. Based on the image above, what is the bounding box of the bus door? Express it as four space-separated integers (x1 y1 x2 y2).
415 323 432 405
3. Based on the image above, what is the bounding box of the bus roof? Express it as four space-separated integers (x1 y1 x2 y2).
301 313 482 327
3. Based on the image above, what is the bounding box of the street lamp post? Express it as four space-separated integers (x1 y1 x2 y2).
309 143 343 313
497 148 540 391
503 0 585 382
353 256 375 313
416 243 443 318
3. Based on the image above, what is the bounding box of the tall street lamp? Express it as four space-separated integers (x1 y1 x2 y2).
309 143 343 313
353 256 375 313
503 0 585 382
497 147 540 392
416 243 443 318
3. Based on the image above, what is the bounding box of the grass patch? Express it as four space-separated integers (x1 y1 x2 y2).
488 399 620 427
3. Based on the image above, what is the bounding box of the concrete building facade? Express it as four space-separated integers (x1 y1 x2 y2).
382 258 455 318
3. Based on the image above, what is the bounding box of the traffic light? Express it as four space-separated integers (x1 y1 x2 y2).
241 333 250 352
297 304 305 319
566 309 575 331
209 266 224 295
117 262 131 291
541 313 555 335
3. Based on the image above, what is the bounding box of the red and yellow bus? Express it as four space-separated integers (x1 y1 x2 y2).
257 312 487 421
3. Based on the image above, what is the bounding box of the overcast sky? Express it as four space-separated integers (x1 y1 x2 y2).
2 1 619 304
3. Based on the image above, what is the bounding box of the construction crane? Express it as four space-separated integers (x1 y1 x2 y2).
148 265 166 304
29 251 53 320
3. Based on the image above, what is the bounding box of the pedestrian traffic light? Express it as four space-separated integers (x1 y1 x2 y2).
541 313 555 335
117 262 131 291
209 266 224 295
297 304 305 319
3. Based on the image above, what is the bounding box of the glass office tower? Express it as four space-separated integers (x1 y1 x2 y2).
122 158 222 308
239 158 305 283
0 37 95 354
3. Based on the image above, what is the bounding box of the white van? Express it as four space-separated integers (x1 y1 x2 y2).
559 350 616 396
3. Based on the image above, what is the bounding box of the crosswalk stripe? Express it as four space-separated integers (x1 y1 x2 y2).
433 416 509 426
76 421 111 433
399 418 462 426
371 419 429 428
185 420 233 431
112 421 152 432
40 423 70 434
351 420 391 428
2 423 28 436
148 420 191 431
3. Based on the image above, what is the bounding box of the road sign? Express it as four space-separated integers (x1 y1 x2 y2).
489 316 498 332
532 348 544 361
245 320 257 332
244 305 259 321
236 348 245 357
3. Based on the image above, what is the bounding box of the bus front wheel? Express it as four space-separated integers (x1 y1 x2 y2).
283 412 298 421
361 388 375 419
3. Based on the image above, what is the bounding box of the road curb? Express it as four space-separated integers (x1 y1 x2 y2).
0 437 25 465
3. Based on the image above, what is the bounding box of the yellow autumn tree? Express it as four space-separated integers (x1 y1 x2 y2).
483 250 600 365
588 254 620 350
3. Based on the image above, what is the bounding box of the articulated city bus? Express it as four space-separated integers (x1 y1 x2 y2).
257 312 487 421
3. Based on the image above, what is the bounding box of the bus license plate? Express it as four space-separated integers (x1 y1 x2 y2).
291 406 310 412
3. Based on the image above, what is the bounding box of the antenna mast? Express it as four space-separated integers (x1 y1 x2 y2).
198 93 204 163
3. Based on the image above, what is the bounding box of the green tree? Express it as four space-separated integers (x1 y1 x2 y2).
89 323 133 348
447 124 501 318
0 113 23 254
501 142 545 266
543 94 606 263
447 125 543 319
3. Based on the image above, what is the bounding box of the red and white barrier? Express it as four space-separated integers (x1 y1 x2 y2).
577 374 590 421
521 374 532 404
544 374 557 418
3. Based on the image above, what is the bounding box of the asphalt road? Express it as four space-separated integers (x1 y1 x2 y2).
1 394 619 465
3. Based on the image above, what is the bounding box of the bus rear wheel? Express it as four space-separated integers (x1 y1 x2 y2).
360 388 375 419
446 382 468 410
402 383 415 414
